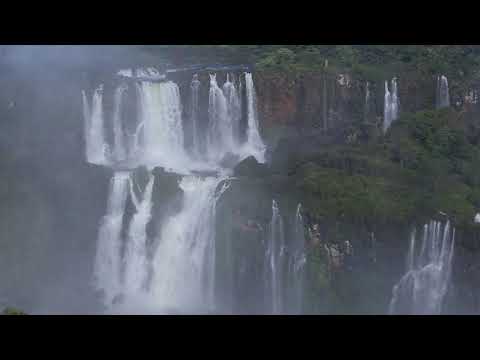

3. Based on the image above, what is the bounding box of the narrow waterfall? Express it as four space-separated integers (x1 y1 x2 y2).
266 200 285 314
112 83 128 162
436 75 450 109
150 176 229 312
245 72 266 163
389 220 455 314
222 73 242 146
93 172 130 306
383 78 399 133
207 73 233 161
123 174 155 296
190 74 201 157
83 84 107 165
287 203 307 314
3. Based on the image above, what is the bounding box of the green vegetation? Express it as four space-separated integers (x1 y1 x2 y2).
2 307 27 315
291 107 480 229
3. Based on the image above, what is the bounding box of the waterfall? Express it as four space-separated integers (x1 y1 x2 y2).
287 203 307 314
136 80 189 171
436 75 450 109
245 72 266 163
88 67 268 313
93 172 130 306
112 83 128 162
83 84 107 165
389 220 455 315
207 73 234 161
383 78 399 133
222 73 242 146
266 200 285 314
150 176 229 312
190 74 201 157
123 174 155 296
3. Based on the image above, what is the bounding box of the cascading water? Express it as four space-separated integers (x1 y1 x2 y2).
150 176 229 312
244 72 266 163
83 84 107 165
190 74 201 157
436 75 450 109
207 73 234 161
222 73 242 146
112 83 128 162
89 67 268 314
287 203 306 314
389 220 455 315
137 80 189 171
123 174 155 296
383 78 399 133
93 172 130 306
266 200 285 314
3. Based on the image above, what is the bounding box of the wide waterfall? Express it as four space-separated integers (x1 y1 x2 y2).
93 172 130 306
389 220 455 315
436 75 450 109
86 67 269 314
266 200 285 314
150 176 229 313
136 80 190 171
383 78 399 133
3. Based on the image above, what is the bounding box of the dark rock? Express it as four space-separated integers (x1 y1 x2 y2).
233 156 269 178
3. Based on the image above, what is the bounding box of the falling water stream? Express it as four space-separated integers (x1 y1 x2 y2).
84 70 268 314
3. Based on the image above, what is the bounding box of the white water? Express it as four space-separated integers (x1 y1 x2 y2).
222 73 242 146
266 200 285 314
190 74 201 157
93 172 130 306
123 174 155 296
150 176 229 312
383 78 399 133
207 73 235 162
89 68 268 313
83 84 107 165
112 83 128 162
244 72 267 163
389 220 455 314
137 80 190 171
436 75 450 109
288 203 306 314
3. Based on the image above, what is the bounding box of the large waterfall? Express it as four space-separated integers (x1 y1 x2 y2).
150 176 230 312
436 75 450 109
389 220 455 315
383 78 399 133
84 69 268 314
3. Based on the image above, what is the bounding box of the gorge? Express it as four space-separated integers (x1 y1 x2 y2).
2 45 480 315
